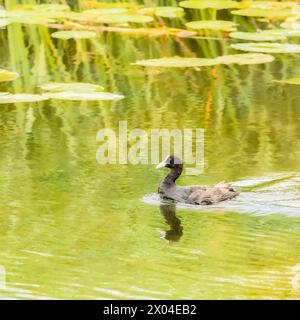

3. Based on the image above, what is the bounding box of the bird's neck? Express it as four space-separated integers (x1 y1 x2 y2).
162 165 183 186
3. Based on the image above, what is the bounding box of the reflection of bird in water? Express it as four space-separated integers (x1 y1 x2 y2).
159 202 183 242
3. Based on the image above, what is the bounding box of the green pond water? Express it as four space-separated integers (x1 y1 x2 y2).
1 6 300 300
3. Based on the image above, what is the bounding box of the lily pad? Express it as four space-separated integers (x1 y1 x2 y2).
281 21 300 29
51 31 97 40
273 78 300 85
83 2 137 9
229 31 286 41
231 8 297 18
154 7 185 18
40 82 104 93
216 53 275 65
186 20 237 31
245 1 298 9
6 10 55 25
179 1 239 10
133 57 218 68
11 16 54 25
95 14 154 24
0 69 19 82
123 15 154 23
0 93 48 104
45 92 124 101
83 8 129 15
10 17 55 25
231 42 300 53
263 29 300 37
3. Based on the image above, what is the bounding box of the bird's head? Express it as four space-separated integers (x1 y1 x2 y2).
156 155 183 170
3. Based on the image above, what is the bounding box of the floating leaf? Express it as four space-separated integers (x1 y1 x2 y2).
9 16 54 25
95 14 154 24
58 12 95 23
45 92 124 101
51 31 97 40
0 93 48 104
86 14 128 24
133 57 218 68
179 0 239 10
123 15 154 23
40 82 104 93
229 31 285 41
263 28 300 37
216 53 275 65
281 21 300 29
0 69 19 82
83 8 129 15
231 42 300 53
231 8 296 18
6 10 55 25
186 20 237 31
273 78 300 85
81 2 137 9
244 1 299 10
154 7 185 18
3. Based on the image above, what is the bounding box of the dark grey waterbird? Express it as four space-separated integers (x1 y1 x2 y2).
156 155 239 205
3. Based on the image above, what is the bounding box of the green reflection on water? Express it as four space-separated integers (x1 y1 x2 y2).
0 8 300 299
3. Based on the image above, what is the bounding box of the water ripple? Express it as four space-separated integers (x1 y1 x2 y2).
142 173 300 216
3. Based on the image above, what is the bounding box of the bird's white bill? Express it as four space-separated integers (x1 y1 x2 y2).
156 161 167 169
156 155 171 169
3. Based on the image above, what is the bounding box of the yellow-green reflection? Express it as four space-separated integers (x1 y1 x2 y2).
0 1 300 300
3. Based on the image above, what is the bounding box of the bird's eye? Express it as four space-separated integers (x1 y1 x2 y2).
229 188 235 192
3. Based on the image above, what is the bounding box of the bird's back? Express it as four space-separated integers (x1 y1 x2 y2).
187 182 239 205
